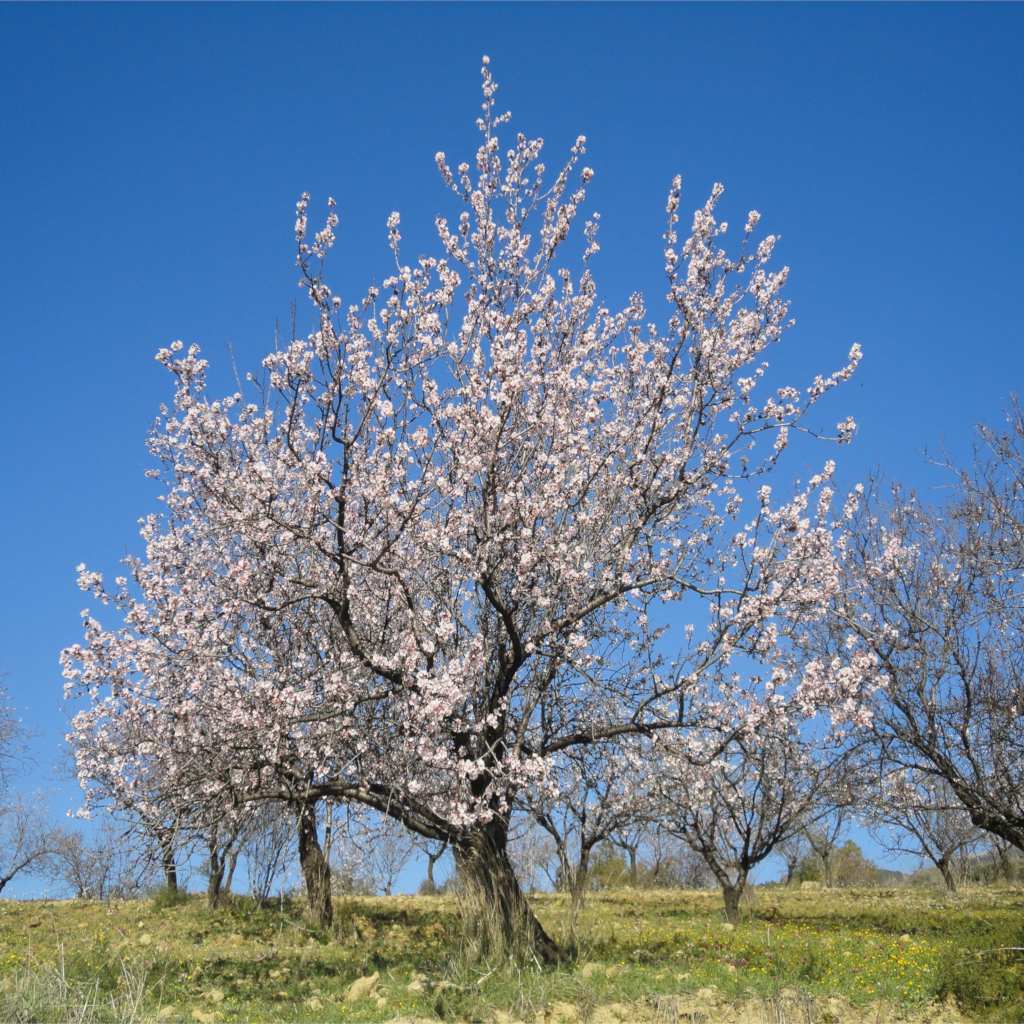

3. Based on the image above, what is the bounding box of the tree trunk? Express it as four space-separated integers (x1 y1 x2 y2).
224 847 239 894
568 845 592 938
426 846 444 891
207 846 225 909
159 835 178 892
784 858 797 886
996 844 1013 882
453 823 563 964
323 799 335 862
721 880 745 924
821 852 834 888
555 844 573 894
627 845 639 886
296 799 333 929
937 856 958 894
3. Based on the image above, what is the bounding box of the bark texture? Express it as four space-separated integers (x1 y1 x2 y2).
454 823 563 964
296 800 333 929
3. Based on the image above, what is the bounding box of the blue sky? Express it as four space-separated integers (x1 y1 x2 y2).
1 3 1021 894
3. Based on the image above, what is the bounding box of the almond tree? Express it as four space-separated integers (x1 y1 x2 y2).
803 805 851 889
242 803 294 902
868 769 979 893
63 59 859 961
0 799 58 896
520 740 650 932
655 721 848 922
0 687 57 895
349 813 417 896
801 408 1024 855
775 832 810 886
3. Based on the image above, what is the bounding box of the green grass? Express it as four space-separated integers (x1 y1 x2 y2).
1 885 1022 1022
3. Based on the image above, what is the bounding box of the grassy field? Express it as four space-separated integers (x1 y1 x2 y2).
1 885 1022 1023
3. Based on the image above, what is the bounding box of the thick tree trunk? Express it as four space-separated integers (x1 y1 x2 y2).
627 846 639 886
937 857 958 893
784 858 797 886
207 846 225 909
454 823 563 964
296 800 333 929
721 880 745 924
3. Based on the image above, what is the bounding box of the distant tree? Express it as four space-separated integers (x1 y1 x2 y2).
0 687 58 895
414 837 449 895
48 821 153 900
0 682 23 797
521 742 650 930
802 408 1024 856
649 835 716 890
803 805 852 889
199 813 249 909
243 803 294 902
984 836 1020 884
607 822 647 887
657 721 848 923
507 818 558 894
830 840 884 887
776 832 810 886
0 799 58 895
584 843 630 889
869 769 980 893
357 815 417 896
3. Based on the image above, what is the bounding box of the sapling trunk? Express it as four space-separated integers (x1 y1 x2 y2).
568 845 593 940
206 846 225 909
159 835 178 893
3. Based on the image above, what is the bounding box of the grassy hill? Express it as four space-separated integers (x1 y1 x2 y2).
1 885 1022 1023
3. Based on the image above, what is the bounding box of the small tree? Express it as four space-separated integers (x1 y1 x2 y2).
802 409 1024 856
521 742 650 930
414 836 449 895
49 822 152 900
869 770 980 893
200 814 249 909
507 818 557 894
657 722 847 923
0 799 58 895
776 832 810 886
243 803 294 902
803 805 851 889
830 840 885 887
355 815 417 897
0 690 57 895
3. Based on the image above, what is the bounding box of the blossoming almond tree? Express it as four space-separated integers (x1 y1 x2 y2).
652 717 852 922
868 770 980 892
801 411 1024 858
520 739 652 935
64 59 859 961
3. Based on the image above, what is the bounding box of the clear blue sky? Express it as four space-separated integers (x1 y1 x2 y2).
1 3 1021 893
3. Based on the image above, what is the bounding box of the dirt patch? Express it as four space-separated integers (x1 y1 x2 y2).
506 990 968 1024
